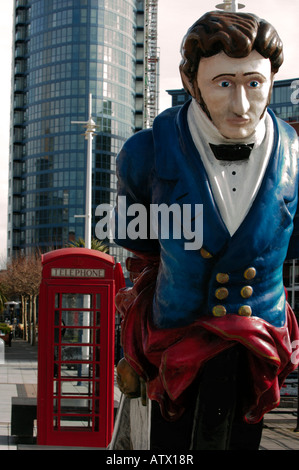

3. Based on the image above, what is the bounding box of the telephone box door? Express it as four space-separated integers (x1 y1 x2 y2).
38 282 114 447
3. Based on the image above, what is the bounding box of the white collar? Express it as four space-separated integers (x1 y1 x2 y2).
188 98 266 149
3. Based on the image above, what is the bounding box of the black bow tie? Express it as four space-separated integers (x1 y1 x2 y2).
209 143 254 161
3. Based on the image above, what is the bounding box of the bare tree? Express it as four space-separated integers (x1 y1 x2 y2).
26 254 42 345
0 253 42 345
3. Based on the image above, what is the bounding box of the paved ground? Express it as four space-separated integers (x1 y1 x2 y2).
1 338 299 451
0 338 38 450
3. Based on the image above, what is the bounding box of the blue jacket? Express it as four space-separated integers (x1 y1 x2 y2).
115 101 299 328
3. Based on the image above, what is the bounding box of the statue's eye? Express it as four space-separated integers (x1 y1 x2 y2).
249 80 260 88
219 81 231 88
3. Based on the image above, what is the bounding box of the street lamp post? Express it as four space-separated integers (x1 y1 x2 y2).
72 93 97 250
71 95 97 371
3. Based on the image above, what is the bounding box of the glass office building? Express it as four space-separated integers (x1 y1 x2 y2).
269 79 299 315
8 0 147 269
269 78 299 124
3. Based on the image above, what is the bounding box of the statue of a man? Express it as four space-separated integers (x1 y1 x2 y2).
113 11 299 450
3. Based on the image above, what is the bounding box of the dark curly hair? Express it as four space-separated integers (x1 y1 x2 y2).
180 11 283 93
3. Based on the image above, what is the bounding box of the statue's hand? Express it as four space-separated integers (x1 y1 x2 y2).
116 357 142 399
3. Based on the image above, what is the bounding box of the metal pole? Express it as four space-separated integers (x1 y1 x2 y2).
71 93 97 249
231 0 237 11
85 94 93 250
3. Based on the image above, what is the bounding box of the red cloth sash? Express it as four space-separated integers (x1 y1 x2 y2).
116 254 299 424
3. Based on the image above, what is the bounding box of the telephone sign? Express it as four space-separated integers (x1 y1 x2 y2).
51 268 105 278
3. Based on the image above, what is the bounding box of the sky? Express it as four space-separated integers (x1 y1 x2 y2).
0 0 297 266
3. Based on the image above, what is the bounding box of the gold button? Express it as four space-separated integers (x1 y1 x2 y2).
212 305 227 317
238 305 252 316
241 286 253 299
215 287 229 300
244 267 256 280
216 273 229 284
200 248 213 259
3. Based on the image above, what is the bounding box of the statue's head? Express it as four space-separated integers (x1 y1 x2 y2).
180 11 283 139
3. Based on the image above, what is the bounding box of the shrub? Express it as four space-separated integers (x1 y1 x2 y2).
0 323 11 335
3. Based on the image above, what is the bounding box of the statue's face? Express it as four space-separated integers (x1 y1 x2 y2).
196 50 273 139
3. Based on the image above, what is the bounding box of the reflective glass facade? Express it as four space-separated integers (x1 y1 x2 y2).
269 78 299 314
270 78 299 123
8 0 145 268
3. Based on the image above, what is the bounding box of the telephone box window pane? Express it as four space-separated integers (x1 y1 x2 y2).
53 381 59 396
55 294 60 308
96 311 100 326
96 329 100 346
53 398 60 413
54 310 60 326
54 362 94 380
60 398 93 412
62 328 93 344
61 293 91 308
54 328 59 344
53 416 59 429
59 363 92 377
61 345 92 361
53 376 100 394
96 294 101 309
95 360 100 377
93 381 100 395
60 381 92 396
62 311 93 326
58 418 92 429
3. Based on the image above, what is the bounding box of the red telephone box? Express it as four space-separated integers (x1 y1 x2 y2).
37 248 124 448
